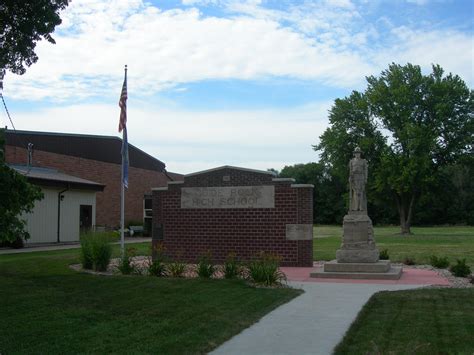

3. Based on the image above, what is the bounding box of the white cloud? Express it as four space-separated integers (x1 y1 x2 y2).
406 0 430 5
3 0 374 100
2 0 472 102
375 27 474 83
4 101 331 173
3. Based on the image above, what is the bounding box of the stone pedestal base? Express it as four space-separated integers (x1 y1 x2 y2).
310 260 402 280
336 249 379 263
336 213 379 263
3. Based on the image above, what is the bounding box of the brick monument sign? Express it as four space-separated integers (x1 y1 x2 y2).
152 166 313 266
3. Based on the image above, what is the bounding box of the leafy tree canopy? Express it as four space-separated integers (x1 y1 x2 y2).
0 0 69 76
280 162 346 224
315 63 473 234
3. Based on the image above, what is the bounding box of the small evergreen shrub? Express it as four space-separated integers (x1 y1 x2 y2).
80 232 113 272
429 255 450 269
402 257 416 265
248 252 286 286
223 252 241 279
450 259 472 278
197 251 215 278
118 247 136 275
168 261 187 277
379 249 389 260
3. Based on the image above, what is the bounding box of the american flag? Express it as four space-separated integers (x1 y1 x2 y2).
118 66 127 132
119 66 129 188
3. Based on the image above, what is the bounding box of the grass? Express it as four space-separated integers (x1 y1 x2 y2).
334 288 474 354
314 225 474 267
0 245 301 354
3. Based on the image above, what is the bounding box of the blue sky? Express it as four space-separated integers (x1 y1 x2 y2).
2 0 473 174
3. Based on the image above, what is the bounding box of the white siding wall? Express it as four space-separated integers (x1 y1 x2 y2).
23 188 59 243
60 190 96 242
23 187 97 243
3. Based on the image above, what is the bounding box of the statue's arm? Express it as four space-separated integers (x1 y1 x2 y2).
365 160 368 183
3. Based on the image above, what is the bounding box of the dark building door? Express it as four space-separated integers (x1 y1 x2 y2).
80 205 92 233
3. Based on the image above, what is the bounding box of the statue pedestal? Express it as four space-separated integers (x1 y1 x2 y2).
336 213 379 263
311 212 402 280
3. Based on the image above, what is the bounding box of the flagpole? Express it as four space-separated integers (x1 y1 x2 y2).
120 64 127 257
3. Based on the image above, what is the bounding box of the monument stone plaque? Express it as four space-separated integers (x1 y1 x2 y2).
181 185 275 209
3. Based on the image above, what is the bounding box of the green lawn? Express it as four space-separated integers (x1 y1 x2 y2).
0 246 301 354
334 288 474 354
314 225 474 267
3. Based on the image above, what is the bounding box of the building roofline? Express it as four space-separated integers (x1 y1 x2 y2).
185 165 276 178
5 129 166 171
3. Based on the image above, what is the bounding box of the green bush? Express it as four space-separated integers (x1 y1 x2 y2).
429 255 450 269
148 243 167 277
79 234 94 270
247 252 286 286
450 259 472 278
403 257 416 265
148 259 167 277
80 232 113 272
222 252 241 279
118 247 136 275
379 249 389 260
197 251 215 278
168 260 187 277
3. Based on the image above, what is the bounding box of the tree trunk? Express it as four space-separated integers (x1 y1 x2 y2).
395 193 415 235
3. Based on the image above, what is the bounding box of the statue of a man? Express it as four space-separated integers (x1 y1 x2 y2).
349 147 367 212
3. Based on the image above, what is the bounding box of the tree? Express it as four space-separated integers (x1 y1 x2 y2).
279 162 346 224
0 0 69 76
0 128 43 243
315 63 473 234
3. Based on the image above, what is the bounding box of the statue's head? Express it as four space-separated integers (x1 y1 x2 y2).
354 146 362 158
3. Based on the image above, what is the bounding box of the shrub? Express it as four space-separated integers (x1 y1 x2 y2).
118 247 136 275
379 249 389 260
402 257 416 265
148 259 167 277
148 243 167 277
168 261 187 277
80 234 94 270
429 255 450 269
80 232 113 272
197 251 215 278
223 252 241 279
450 259 472 278
247 252 286 286
92 234 113 272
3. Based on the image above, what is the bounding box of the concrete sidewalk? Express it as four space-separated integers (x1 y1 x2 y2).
0 237 151 255
211 282 421 355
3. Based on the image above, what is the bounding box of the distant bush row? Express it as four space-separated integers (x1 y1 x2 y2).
379 248 472 278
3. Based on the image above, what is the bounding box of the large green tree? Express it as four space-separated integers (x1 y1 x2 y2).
0 0 69 77
316 63 473 234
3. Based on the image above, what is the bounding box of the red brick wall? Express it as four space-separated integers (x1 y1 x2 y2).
153 167 313 266
6 145 171 228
